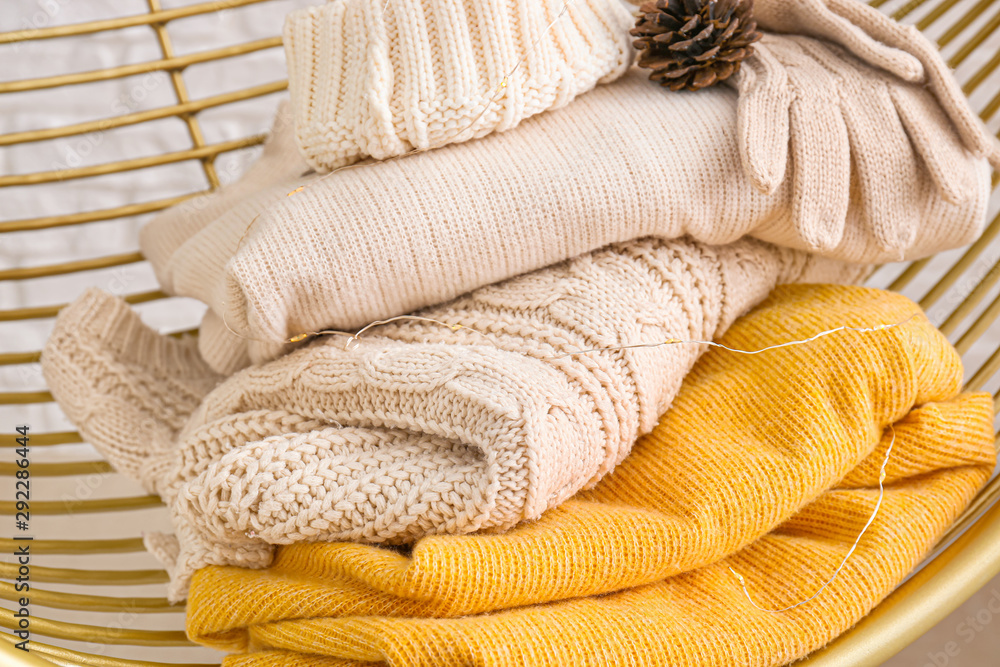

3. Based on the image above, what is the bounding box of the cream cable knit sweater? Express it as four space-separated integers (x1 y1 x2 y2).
282 0 635 172
43 236 867 601
142 68 991 375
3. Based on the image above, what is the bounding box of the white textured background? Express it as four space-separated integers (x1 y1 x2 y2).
0 0 999 665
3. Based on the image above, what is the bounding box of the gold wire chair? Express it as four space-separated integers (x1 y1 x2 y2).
0 0 999 665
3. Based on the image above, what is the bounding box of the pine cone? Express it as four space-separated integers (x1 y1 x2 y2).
631 0 762 91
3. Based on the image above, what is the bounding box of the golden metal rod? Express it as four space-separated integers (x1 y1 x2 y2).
967 344 1000 392
0 614 191 647
948 5 1000 66
0 136 265 187
169 328 199 339
937 0 996 46
896 0 932 21
0 391 52 405
0 253 144 282
0 290 167 323
0 81 286 147
981 85 1000 121
888 257 931 294
907 0 950 23
0 432 81 447
0 496 163 516
0 38 282 94
937 255 1000 337
915 210 1000 309
0 0 273 44
963 32 1000 93
145 0 222 189
0 583 181 614
0 461 113 476
954 289 1000 354
0 537 145 555
0 562 167 585
0 638 59 666
0 631 213 667
0 351 41 366
0 195 198 234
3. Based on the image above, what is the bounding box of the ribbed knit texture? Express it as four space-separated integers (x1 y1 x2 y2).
41 238 864 602
184 284 997 666
140 65 991 374
282 0 634 172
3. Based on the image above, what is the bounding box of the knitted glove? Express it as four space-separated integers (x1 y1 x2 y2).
41 237 866 601
141 66 990 374
731 32 982 252
752 0 1000 170
183 284 997 667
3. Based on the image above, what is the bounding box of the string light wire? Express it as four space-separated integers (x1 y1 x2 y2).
729 424 897 613
284 311 921 358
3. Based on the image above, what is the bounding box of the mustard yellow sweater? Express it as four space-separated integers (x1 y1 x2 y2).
187 284 996 666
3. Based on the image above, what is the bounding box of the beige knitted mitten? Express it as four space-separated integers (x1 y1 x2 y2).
141 64 990 373
282 0 636 172
752 0 1000 169
731 32 982 252
42 237 867 601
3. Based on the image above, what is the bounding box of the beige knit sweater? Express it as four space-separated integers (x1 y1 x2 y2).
43 236 866 601
143 65 991 375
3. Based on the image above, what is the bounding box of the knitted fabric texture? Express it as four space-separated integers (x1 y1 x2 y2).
140 63 991 374
41 237 864 602
185 284 998 666
283 0 635 172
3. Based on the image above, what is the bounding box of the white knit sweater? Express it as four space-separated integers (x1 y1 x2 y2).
282 0 636 171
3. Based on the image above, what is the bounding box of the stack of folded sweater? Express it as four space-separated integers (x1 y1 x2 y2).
40 0 1000 665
